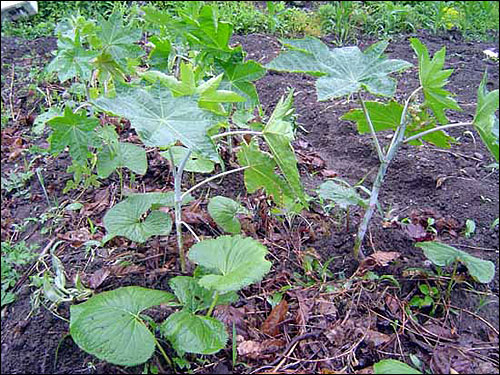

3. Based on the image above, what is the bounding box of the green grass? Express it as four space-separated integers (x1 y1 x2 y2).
1 1 498 41
1 240 39 307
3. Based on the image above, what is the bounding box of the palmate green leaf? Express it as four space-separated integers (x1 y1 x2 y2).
93 12 144 69
217 59 266 106
318 180 368 209
160 310 228 355
92 82 219 161
415 242 495 284
237 139 293 208
266 37 412 100
103 192 179 243
70 286 176 366
148 36 171 71
46 35 97 82
208 196 249 234
169 276 237 313
374 359 421 374
160 146 215 174
473 72 499 162
188 235 272 293
341 101 455 148
263 91 308 207
47 106 99 162
97 142 147 178
410 38 461 124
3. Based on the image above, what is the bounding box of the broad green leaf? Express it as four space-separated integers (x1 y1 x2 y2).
267 37 412 100
169 276 237 313
93 12 144 69
341 101 455 148
188 235 272 293
341 101 402 133
97 142 147 178
410 38 461 124
374 359 421 374
160 146 215 174
473 72 499 162
46 35 97 82
263 91 307 207
415 242 495 284
33 107 62 135
103 193 175 243
148 36 171 71
70 286 176 366
217 59 266 106
318 180 368 209
47 107 99 162
160 310 227 355
92 82 219 161
208 196 249 234
237 139 293 208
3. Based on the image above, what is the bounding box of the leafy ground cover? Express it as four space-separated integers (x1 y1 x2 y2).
1 2 499 374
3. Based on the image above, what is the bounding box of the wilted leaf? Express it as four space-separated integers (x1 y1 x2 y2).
261 299 288 337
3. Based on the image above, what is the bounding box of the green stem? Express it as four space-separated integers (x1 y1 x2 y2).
353 88 420 260
403 122 473 144
211 130 263 140
170 149 192 273
180 166 250 201
446 260 459 301
206 291 219 317
359 93 385 163
153 336 172 367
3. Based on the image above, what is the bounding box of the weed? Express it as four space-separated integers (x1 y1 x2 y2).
1 240 39 307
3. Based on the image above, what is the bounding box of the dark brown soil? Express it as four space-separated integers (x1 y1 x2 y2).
1 29 498 374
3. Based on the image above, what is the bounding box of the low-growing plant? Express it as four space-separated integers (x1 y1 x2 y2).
69 235 271 367
266 36 499 263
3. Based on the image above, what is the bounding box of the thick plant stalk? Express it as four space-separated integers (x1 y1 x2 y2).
171 149 192 273
353 87 421 260
359 94 385 163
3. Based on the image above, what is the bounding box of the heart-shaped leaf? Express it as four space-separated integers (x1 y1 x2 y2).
92 82 219 161
473 71 499 162
318 180 368 209
70 286 176 366
267 37 412 100
160 310 228 355
97 142 147 178
103 193 180 243
208 196 249 234
188 235 272 293
415 242 495 284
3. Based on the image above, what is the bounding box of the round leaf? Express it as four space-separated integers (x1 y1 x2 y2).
70 286 176 366
160 310 227 355
207 196 249 234
374 359 421 374
188 235 272 293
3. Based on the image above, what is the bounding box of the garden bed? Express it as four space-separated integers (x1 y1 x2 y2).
1 27 499 374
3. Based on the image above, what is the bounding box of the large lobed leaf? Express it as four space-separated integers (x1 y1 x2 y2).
47 106 99 162
188 235 272 293
160 146 215 174
473 72 499 162
410 38 461 124
70 286 176 366
92 82 219 161
266 37 412 101
415 241 495 284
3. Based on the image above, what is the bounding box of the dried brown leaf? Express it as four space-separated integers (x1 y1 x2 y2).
261 299 288 337
364 329 391 347
88 268 110 289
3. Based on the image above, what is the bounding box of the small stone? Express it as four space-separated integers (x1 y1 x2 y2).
473 152 484 160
